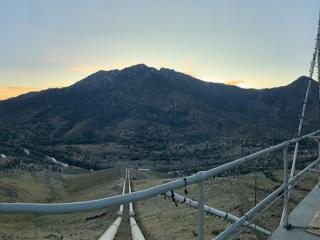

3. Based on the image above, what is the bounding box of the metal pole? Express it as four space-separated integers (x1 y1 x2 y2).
99 169 127 240
318 11 320 157
283 147 289 228
281 13 320 223
290 11 320 181
98 217 122 240
318 18 320 186
214 157 320 240
198 173 205 240
254 175 257 206
128 169 135 216
118 168 127 215
130 217 146 240
127 169 145 240
318 141 320 187
164 191 271 235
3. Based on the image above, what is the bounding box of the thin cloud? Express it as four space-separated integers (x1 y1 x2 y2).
224 80 246 86
0 86 40 100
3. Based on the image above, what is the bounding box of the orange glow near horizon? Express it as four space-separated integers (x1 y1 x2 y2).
224 80 247 87
0 69 293 100
0 86 41 100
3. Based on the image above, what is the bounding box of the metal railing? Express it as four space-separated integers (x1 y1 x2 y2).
163 191 271 235
98 168 127 240
0 129 320 240
128 170 146 240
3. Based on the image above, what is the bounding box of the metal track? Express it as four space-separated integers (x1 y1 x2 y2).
128 170 145 240
98 168 127 240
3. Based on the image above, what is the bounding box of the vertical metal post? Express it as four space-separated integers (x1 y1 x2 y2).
254 175 257 206
317 11 320 188
318 141 320 187
283 146 289 228
198 180 205 240
281 12 320 224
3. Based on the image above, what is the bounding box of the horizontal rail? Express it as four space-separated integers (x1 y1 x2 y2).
0 130 318 215
128 169 145 240
128 170 135 216
164 191 271 235
99 168 127 240
118 168 127 215
130 217 146 240
214 156 320 240
98 217 122 240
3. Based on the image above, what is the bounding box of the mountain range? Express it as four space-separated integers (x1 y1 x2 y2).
0 64 318 147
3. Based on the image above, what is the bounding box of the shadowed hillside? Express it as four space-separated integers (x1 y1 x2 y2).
0 64 318 148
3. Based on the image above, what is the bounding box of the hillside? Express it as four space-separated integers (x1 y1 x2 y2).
0 168 124 239
0 64 318 170
0 64 318 145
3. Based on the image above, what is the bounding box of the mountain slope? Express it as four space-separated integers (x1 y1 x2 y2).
0 64 318 146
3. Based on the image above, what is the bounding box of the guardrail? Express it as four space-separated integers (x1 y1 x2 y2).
130 217 146 240
128 170 135 217
98 168 127 240
0 130 319 240
163 191 271 235
98 217 122 240
128 170 146 240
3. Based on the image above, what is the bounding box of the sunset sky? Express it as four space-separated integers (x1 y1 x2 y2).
0 0 319 100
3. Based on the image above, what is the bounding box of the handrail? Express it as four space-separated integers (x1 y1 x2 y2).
130 217 146 240
98 217 122 240
214 156 320 240
128 170 134 216
0 130 318 215
164 191 271 235
117 168 127 215
128 170 146 240
98 168 127 240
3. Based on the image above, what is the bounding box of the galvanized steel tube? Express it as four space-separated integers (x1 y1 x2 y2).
214 157 320 240
283 14 320 222
98 217 122 240
283 147 289 228
98 168 127 239
164 191 270 236
128 170 134 216
130 217 146 240
118 168 127 215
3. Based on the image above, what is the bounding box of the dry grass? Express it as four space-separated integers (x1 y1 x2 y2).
0 167 318 240
0 168 125 240
132 169 318 240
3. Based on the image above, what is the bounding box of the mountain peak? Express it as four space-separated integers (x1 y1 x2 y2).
0 66 319 147
125 63 148 68
122 64 156 72
287 76 313 88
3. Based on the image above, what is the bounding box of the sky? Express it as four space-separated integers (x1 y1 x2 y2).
0 0 319 100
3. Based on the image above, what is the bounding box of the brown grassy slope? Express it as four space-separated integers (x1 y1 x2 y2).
0 168 317 240
132 170 318 240
0 168 125 240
